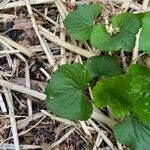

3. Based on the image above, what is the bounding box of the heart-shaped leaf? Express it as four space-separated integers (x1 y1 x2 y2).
91 12 140 51
127 64 150 122
140 13 150 53
113 117 150 150
45 63 93 120
85 55 122 78
64 4 102 41
130 76 150 122
93 76 132 117
128 64 150 76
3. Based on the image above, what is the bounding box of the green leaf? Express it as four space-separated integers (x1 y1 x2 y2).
93 76 132 117
136 12 146 26
92 64 150 121
91 12 140 51
128 75 150 122
45 63 93 120
140 13 150 53
127 64 150 122
113 116 150 150
85 55 122 78
63 4 102 41
128 64 150 76
112 12 140 34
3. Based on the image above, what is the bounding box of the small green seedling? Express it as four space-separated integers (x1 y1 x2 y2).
64 4 150 53
45 4 150 150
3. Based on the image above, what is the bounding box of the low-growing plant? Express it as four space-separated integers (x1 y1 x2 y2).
45 3 150 150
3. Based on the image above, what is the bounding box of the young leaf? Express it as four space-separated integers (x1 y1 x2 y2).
85 55 122 78
91 12 140 51
136 12 146 25
127 64 150 122
140 13 150 53
64 4 102 41
113 117 150 150
93 76 132 117
128 75 150 122
45 63 93 121
128 64 150 77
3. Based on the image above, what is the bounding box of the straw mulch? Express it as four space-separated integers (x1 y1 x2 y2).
0 0 149 150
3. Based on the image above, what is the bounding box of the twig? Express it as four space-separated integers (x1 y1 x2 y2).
132 0 149 64
142 0 150 10
93 132 102 150
25 0 56 67
0 14 17 22
10 77 46 90
0 35 33 57
0 0 54 10
39 26 97 58
42 38 58 70
32 8 60 27
0 44 59 54
132 29 141 64
121 1 132 12
0 144 41 149
40 68 51 80
0 79 46 100
76 0 150 11
3 112 44 130
60 18 67 65
79 121 92 137
3 116 46 143
55 0 68 19
71 0 76 5
0 93 7 113
91 111 117 128
41 109 75 125
88 119 115 150
49 128 75 149
1 75 20 150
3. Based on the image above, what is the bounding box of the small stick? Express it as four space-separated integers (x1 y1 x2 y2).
55 0 68 19
42 38 57 70
0 93 7 113
1 80 20 150
50 128 75 149
60 18 67 65
132 29 141 64
79 121 92 137
0 35 33 57
93 132 102 150
32 8 60 27
88 119 115 150
0 144 41 149
56 0 68 16
71 0 76 5
91 111 117 128
41 109 75 125
40 68 51 80
0 14 17 22
3 117 46 143
3 112 44 130
0 44 59 54
0 79 46 100
25 62 32 117
76 0 150 11
132 0 149 64
142 0 150 11
39 26 97 58
25 0 56 67
0 0 54 10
